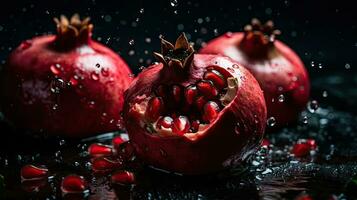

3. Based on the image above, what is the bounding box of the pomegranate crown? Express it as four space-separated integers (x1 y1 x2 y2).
53 14 93 45
153 33 195 70
244 18 281 44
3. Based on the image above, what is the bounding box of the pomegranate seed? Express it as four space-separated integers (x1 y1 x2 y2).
155 84 168 98
21 165 48 180
145 97 164 122
195 96 207 110
61 175 88 194
92 157 122 172
190 119 200 133
111 171 135 185
292 139 317 157
112 136 126 150
203 69 226 89
88 143 113 157
171 85 183 103
197 80 218 99
185 85 198 105
171 116 191 135
202 101 220 123
156 116 173 129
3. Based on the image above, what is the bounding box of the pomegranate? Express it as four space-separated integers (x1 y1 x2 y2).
200 19 310 128
0 14 132 137
123 33 267 174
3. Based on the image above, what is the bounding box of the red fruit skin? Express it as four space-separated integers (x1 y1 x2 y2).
0 35 132 137
200 33 310 127
123 54 266 174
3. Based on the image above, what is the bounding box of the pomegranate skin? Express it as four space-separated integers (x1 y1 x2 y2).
200 24 310 128
123 54 266 174
0 15 132 137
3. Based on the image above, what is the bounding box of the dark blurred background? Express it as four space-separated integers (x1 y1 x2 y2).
0 0 356 74
0 0 356 111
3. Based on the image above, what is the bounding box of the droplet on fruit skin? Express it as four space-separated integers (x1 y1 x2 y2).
278 94 285 102
50 64 61 75
111 171 135 185
88 143 113 157
227 67 235 74
101 68 109 77
90 72 99 81
21 165 48 180
61 175 88 194
20 40 32 50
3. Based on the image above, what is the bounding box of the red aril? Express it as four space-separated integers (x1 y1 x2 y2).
91 157 122 172
88 143 113 157
111 171 135 186
21 165 48 180
61 175 88 194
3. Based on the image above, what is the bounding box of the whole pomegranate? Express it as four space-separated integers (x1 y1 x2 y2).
0 14 132 137
200 19 310 128
123 33 266 174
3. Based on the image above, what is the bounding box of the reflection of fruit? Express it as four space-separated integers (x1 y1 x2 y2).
123 33 267 174
200 18 310 128
0 14 132 137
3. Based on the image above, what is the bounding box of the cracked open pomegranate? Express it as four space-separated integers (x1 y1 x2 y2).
0 14 132 137
123 34 267 174
200 19 310 128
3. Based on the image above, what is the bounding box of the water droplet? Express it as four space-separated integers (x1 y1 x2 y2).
101 68 109 77
50 78 66 93
139 66 146 71
307 100 319 113
227 67 235 73
129 39 135 46
345 63 351 69
91 72 99 81
322 91 328 97
170 0 178 7
278 94 285 102
266 117 276 127
95 63 100 68
70 76 79 86
302 116 308 124
88 101 96 109
310 61 315 67
145 37 151 43
128 50 135 56
52 104 59 110
318 63 323 69
50 64 61 75
232 64 240 69
59 139 66 146
20 40 32 50
139 8 145 13
224 32 233 38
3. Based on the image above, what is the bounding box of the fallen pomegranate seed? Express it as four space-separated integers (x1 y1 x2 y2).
112 136 126 150
203 69 226 89
111 171 135 185
197 80 218 99
88 143 113 157
92 157 122 172
172 85 183 103
145 96 164 122
171 116 191 135
190 119 200 133
202 101 220 123
156 116 173 129
61 175 88 194
21 165 48 180
292 139 317 157
195 96 208 110
155 84 168 99
185 85 198 105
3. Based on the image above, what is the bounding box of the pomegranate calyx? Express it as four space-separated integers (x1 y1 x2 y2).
53 14 93 47
220 77 238 106
243 18 281 44
153 33 194 70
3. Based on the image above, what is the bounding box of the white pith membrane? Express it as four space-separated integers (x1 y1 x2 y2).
130 70 239 140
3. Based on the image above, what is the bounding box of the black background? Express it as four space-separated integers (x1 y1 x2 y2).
0 0 356 76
